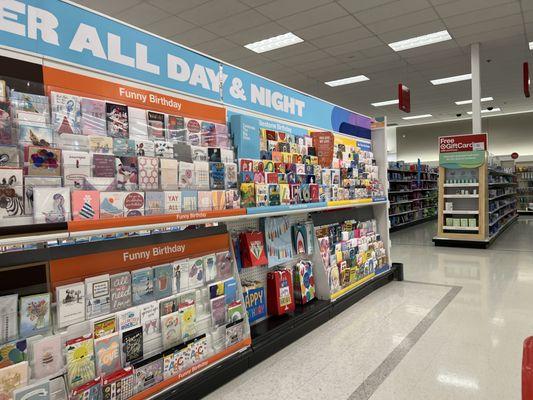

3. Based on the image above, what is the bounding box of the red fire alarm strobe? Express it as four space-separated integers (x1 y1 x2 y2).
512 152 519 160
398 83 410 113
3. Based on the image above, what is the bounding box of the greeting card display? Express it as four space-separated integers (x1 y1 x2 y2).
106 103 129 138
267 269 294 316
89 136 113 153
132 268 154 306
0 339 26 369
81 98 106 136
71 190 99 220
140 302 160 342
19 293 50 337
0 361 28 399
133 355 163 393
160 311 180 350
123 191 144 217
94 332 121 376
242 284 266 323
33 187 71 223
0 168 24 219
32 335 63 379
51 92 81 135
117 308 140 332
99 192 125 219
93 315 117 339
115 156 138 191
18 124 53 146
167 115 186 141
65 334 95 389
56 282 85 328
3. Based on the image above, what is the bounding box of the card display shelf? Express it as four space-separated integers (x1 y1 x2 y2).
442 210 479 215
443 183 479 187
443 226 479 231
443 194 479 199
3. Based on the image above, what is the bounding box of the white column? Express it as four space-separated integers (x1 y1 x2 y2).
471 43 481 133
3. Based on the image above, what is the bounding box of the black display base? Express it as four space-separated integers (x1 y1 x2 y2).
153 264 402 399
518 210 533 215
390 215 437 232
433 237 489 249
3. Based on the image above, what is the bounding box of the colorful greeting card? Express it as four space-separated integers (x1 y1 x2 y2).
19 293 50 338
94 332 121 376
65 334 95 390
71 190 99 220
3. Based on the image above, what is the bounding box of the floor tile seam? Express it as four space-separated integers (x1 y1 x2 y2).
346 285 462 400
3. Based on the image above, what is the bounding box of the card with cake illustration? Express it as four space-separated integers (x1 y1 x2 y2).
71 190 99 220
106 102 129 138
81 98 106 136
32 334 63 379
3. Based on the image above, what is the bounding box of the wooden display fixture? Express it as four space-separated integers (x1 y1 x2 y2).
437 164 487 241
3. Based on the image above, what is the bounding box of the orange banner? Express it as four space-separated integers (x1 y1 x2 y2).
49 233 229 290
42 66 226 123
129 338 251 400
67 209 246 233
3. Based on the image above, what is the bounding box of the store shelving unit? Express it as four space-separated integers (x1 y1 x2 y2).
516 164 533 215
434 154 517 248
387 161 438 232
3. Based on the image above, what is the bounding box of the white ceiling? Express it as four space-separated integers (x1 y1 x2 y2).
72 0 533 126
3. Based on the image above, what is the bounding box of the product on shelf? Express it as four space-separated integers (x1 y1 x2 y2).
387 161 438 229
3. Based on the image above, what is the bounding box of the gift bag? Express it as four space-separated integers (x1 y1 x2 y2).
267 269 294 316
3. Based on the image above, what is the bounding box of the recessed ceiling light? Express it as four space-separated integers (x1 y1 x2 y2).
430 73 471 85
467 107 501 115
388 30 452 52
244 32 303 53
402 114 432 120
325 75 369 87
371 99 399 107
529 41 533 50
455 97 493 105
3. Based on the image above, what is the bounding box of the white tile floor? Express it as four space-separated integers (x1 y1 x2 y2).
207 217 533 399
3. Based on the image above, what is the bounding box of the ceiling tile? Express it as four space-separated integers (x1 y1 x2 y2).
170 28 218 47
455 25 523 46
367 8 440 35
523 10 533 23
294 15 360 40
255 0 333 19
442 3 521 28
291 57 340 73
353 0 432 25
337 0 397 14
146 0 210 14
225 21 288 45
449 14 523 38
115 2 169 27
377 20 447 43
204 10 270 37
144 16 195 38
194 38 239 56
523 0 533 11
278 50 332 67
324 36 383 56
360 45 396 58
435 0 516 18
231 54 272 69
180 0 250 24
238 0 272 6
72 0 143 15
310 26 375 48
216 46 257 62
277 3 348 31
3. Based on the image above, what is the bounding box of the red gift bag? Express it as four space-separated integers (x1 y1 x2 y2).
240 231 268 267
267 269 295 316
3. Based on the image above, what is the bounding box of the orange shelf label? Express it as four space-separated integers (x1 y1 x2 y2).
42 66 226 123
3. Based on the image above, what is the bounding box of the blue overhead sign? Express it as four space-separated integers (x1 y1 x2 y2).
0 0 370 133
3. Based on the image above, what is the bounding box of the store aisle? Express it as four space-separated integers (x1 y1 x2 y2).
207 217 533 399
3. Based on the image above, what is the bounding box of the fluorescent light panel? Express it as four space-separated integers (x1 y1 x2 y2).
467 107 501 115
244 32 303 53
325 75 369 87
529 41 533 50
402 114 432 120
371 99 399 107
388 30 452 52
455 97 493 105
430 73 471 85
